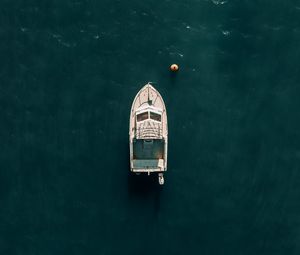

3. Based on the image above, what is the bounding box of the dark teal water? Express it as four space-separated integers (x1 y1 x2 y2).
1 1 300 254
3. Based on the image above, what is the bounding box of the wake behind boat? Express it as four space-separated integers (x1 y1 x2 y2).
129 83 168 185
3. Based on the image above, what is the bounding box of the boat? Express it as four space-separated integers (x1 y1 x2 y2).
129 83 168 185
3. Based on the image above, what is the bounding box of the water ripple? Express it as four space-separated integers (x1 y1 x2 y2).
211 0 228 5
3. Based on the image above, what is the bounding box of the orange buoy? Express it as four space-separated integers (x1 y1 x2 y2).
170 64 179 72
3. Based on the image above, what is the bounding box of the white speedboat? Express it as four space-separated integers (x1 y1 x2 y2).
129 83 168 185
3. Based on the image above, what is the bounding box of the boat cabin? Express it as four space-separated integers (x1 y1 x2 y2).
136 107 162 123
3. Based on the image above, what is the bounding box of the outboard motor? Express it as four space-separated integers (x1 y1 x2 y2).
158 173 164 185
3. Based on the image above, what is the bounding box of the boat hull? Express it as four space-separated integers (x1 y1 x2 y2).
129 83 168 182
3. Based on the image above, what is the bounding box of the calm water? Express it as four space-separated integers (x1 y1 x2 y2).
1 0 300 254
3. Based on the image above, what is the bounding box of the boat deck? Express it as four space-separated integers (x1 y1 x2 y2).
132 159 163 170
133 139 164 159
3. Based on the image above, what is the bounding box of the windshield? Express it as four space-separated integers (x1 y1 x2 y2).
136 112 148 122
150 112 161 122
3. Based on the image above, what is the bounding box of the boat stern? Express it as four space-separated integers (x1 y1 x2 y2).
130 158 166 175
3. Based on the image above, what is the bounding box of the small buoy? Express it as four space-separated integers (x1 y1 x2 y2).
170 64 179 72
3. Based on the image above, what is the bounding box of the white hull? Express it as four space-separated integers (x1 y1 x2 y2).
129 83 168 184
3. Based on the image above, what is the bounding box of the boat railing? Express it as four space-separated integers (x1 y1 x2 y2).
137 126 162 139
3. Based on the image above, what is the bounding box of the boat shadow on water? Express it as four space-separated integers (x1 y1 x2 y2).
127 172 163 215
127 172 163 196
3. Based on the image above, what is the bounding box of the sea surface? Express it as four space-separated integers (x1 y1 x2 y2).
1 0 300 254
